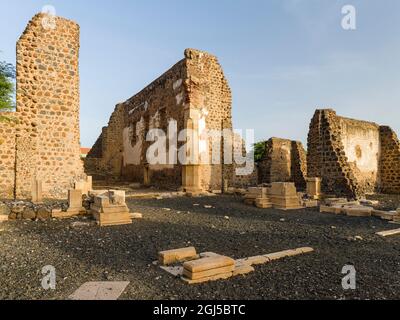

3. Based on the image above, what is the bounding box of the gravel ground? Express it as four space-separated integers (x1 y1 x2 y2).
0 194 399 300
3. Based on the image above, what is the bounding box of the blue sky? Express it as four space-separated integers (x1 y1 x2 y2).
1 0 399 147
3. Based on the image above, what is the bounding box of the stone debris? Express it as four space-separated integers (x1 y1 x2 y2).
31 179 43 204
243 187 268 206
345 206 373 217
0 215 8 223
90 191 132 227
68 281 130 300
158 247 198 266
66 189 87 216
306 177 322 200
130 212 143 219
269 183 303 210
160 247 314 284
376 228 400 237
182 255 235 283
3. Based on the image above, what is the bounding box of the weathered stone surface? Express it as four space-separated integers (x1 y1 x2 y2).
345 206 373 217
307 109 400 198
0 203 11 216
183 255 235 273
376 229 400 237
269 182 302 210
258 138 307 191
183 265 235 280
320 206 343 214
22 208 36 220
0 13 85 199
68 281 130 300
84 48 255 193
36 208 51 220
159 247 198 266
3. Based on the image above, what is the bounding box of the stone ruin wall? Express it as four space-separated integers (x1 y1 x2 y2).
86 49 240 192
0 114 17 198
307 109 400 198
379 126 400 194
0 14 84 199
258 138 307 191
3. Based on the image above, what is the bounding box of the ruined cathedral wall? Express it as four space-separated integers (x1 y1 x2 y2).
184 49 233 191
14 14 84 198
307 109 378 198
379 126 400 194
307 110 357 198
87 58 188 187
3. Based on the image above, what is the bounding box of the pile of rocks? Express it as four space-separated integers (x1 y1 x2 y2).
0 201 67 222
320 198 400 221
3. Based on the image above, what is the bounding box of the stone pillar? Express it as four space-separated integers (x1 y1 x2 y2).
306 177 322 200
31 179 43 204
182 108 202 195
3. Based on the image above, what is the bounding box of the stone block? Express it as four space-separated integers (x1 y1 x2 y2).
345 206 372 217
183 265 235 280
0 215 8 223
92 211 132 227
181 271 233 284
376 228 400 237
232 264 255 277
31 179 43 204
68 189 83 208
69 281 130 300
183 255 235 274
306 177 321 199
130 212 143 219
236 255 269 266
158 247 198 266
109 190 126 205
320 205 343 214
52 209 77 219
254 197 273 209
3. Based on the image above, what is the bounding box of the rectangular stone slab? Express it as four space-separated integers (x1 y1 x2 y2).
376 229 400 237
183 265 235 280
183 255 235 273
181 271 233 285
158 247 197 265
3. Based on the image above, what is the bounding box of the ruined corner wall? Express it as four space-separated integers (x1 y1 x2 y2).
379 126 400 194
0 14 84 199
307 109 383 198
258 138 307 191
86 49 233 191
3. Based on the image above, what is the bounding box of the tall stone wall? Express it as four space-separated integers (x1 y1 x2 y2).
258 138 307 191
0 13 84 199
86 49 234 192
379 126 400 194
0 115 17 198
307 109 399 198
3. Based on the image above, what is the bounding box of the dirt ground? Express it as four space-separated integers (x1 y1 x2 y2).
0 194 399 300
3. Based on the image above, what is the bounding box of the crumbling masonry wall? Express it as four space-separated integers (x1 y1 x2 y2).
379 126 400 194
258 138 307 191
0 14 84 199
86 49 237 191
307 109 400 198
